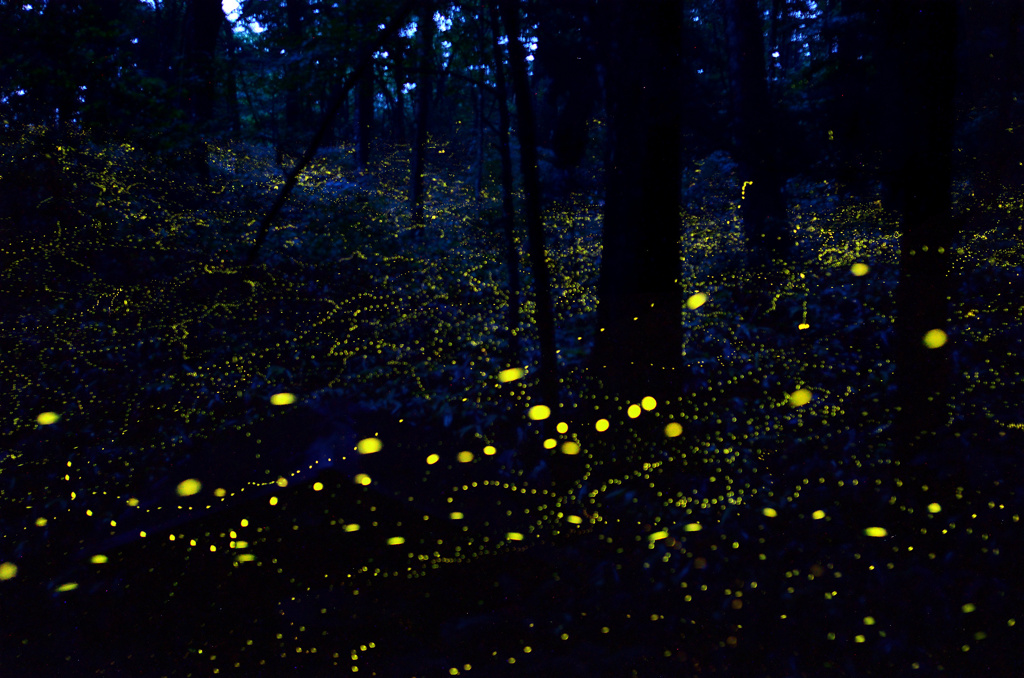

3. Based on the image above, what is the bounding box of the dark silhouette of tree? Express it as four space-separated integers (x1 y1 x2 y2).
410 1 436 228
723 0 791 261
181 0 225 181
593 0 685 399
356 19 376 169
499 0 559 410
887 1 958 463
488 1 521 369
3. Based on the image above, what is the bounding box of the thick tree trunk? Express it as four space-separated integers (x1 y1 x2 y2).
182 0 224 181
724 0 791 261
499 0 559 411
410 2 435 228
489 1 521 369
889 0 958 464
593 0 685 400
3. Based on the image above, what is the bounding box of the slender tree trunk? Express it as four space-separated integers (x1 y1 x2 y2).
474 82 484 207
889 0 958 465
410 1 435 228
392 48 408 144
357 49 375 169
593 0 684 399
499 0 558 410
724 0 791 261
284 0 307 152
489 0 520 369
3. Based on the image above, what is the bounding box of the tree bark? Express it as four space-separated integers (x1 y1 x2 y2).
489 0 521 369
889 0 958 464
724 0 791 261
593 0 685 400
410 1 435 228
499 0 559 410
182 0 224 181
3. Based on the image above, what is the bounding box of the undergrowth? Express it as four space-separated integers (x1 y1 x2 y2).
2 134 1023 676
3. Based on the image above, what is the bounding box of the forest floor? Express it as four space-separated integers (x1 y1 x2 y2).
2 136 1024 676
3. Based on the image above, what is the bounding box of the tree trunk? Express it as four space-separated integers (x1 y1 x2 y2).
357 49 375 169
724 0 791 261
593 0 685 400
489 0 521 369
499 0 559 410
889 0 958 465
410 2 435 228
182 0 224 181
284 0 307 153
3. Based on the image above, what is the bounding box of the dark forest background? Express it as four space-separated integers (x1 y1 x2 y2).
2 0 1023 675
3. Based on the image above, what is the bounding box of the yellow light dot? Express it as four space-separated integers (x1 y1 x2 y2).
627 404 641 419
923 329 947 348
798 323 810 330
457 451 474 463
649 530 669 541
812 510 825 520
449 512 464 520
55 582 78 593
483 446 496 456
269 496 278 506
864 616 876 625
527 405 550 420
686 292 708 310
507 532 524 541
789 389 812 407
664 422 682 437
386 536 405 545
498 367 525 383
850 263 870 277
567 515 582 524
927 502 941 513
354 473 371 486
543 438 557 449
763 507 778 518
313 482 324 492
854 634 865 643
270 392 296 406
357 438 382 454
0 562 17 580
561 441 580 455
35 517 47 527
962 603 976 613
90 555 108 564
556 422 568 434
426 453 440 465
595 418 609 432
276 477 288 488
344 524 361 532
683 523 702 532
641 396 657 411
863 527 888 537
176 479 202 497
36 411 61 425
